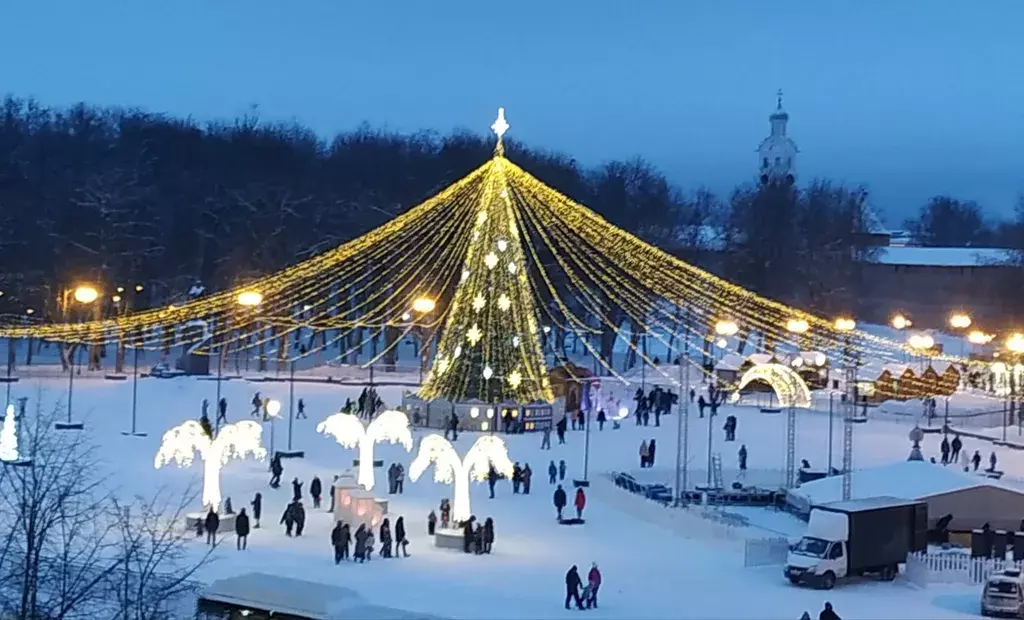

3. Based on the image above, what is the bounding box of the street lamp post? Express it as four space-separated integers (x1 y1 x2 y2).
266 399 281 457
121 343 147 437
412 296 436 385
56 285 98 431
1005 334 1024 442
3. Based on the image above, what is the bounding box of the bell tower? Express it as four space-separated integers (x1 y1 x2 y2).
757 89 799 185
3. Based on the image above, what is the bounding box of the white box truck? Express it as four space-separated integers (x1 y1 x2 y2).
785 496 928 589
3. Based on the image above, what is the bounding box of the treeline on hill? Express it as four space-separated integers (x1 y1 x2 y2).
0 96 1021 325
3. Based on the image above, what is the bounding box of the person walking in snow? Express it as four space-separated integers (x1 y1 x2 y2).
428 510 437 535
739 444 748 475
548 461 558 485
724 415 737 442
379 518 392 558
597 408 606 431
487 464 499 499
639 440 650 468
556 415 567 444
541 425 552 449
553 485 567 520
698 394 707 418
482 517 494 554
940 436 950 465
328 475 338 512
217 397 228 425
951 434 963 463
559 459 567 481
446 411 459 441
587 562 602 609
387 463 397 494
440 499 451 529
269 454 283 489
235 508 250 550
574 487 586 519
972 450 982 471
199 409 214 440
251 492 262 528
293 502 306 536
291 477 303 501
522 464 533 494
280 502 296 537
204 508 219 545
462 516 476 553
310 475 322 509
395 516 409 557
564 565 585 610
296 398 306 419
354 524 367 562
251 393 262 418
689 388 696 403
395 463 405 494
990 451 998 472
512 462 522 494
648 439 657 467
331 521 346 564
819 601 840 620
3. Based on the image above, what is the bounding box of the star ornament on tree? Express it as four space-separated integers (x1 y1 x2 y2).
507 369 523 389
485 252 499 270
497 294 511 312
472 294 486 312
466 325 483 346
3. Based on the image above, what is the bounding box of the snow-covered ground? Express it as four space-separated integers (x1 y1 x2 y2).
1 374 994 619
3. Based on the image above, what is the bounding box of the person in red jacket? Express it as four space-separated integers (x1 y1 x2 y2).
574 487 586 519
586 562 602 608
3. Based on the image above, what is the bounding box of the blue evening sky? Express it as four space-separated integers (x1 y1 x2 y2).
1 1 1022 222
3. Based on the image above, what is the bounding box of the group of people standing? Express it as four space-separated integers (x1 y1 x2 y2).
638 439 657 468
356 387 383 420
330 517 410 563
552 484 587 521
564 563 602 610
633 386 678 427
387 462 406 494
461 516 495 554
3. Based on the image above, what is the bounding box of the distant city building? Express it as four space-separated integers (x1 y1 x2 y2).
756 90 798 185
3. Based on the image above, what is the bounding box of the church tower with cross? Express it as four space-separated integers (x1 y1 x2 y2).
757 90 799 185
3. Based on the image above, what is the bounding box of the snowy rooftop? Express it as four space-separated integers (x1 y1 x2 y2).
871 246 1013 267
793 461 1019 506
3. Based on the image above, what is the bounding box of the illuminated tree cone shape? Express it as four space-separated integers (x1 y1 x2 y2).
316 410 413 491
0 405 18 462
154 420 266 511
420 110 553 404
730 363 812 408
409 434 514 523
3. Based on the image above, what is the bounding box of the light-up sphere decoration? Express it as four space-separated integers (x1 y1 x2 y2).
154 420 266 511
409 434 514 524
1007 333 1024 355
908 333 935 351
266 399 281 418
834 317 856 332
0 404 19 462
949 313 972 330
73 285 99 304
969 331 994 345
714 320 739 337
236 290 263 307
615 406 631 421
316 410 413 491
785 318 809 334
892 314 911 330
412 297 436 314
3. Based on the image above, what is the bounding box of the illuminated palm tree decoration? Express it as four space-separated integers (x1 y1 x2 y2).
409 434 514 523
316 410 414 491
0 404 19 462
154 420 266 511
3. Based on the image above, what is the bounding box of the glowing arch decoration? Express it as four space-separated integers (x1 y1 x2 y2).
730 363 812 408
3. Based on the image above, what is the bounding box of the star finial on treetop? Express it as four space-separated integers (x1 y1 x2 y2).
491 108 509 155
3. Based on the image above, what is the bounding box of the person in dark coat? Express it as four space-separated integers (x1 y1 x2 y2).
972 450 982 471
387 463 397 494
548 461 558 485
487 465 499 499
587 562 602 608
331 521 345 564
462 516 476 553
291 478 303 501
482 517 494 554
819 601 840 620
394 463 405 494
354 524 368 562
310 476 322 509
269 455 283 488
440 499 451 529
251 492 262 528
235 508 250 550
446 412 459 441
395 516 409 558
217 397 228 425
559 459 567 481
280 502 296 537
473 522 484 554
698 394 707 418
204 508 219 545
428 510 437 535
379 518 392 558
553 485 567 520
522 464 533 495
951 434 963 463
596 409 606 431
223 497 234 515
294 502 306 536
556 415 567 444
574 487 586 519
328 475 338 512
738 444 748 474
647 439 657 466
296 398 306 419
940 436 950 464
199 411 214 441
564 565 584 610
689 388 696 403
512 462 522 494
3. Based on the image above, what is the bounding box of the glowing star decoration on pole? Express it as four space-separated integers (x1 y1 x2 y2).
154 420 266 511
316 410 413 491
409 434 514 523
0 404 19 462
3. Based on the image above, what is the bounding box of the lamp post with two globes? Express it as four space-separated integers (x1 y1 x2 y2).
56 285 98 430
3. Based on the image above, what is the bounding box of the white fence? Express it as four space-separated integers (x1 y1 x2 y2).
744 537 791 568
906 551 1024 585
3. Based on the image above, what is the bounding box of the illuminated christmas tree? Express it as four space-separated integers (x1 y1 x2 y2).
0 404 18 462
419 109 553 404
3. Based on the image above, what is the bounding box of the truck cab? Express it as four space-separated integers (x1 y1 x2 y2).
982 569 1024 617
786 535 849 589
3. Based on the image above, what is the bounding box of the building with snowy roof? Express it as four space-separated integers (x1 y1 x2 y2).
787 461 1024 532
